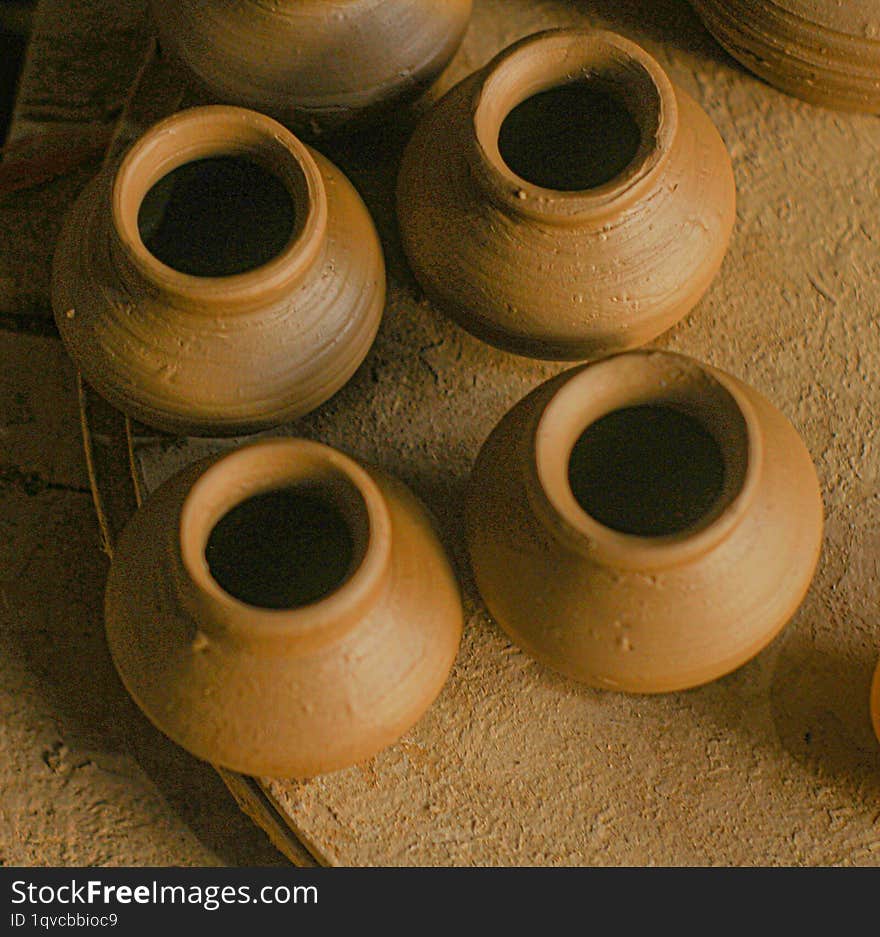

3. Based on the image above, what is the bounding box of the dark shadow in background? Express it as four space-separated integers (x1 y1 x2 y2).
0 2 32 145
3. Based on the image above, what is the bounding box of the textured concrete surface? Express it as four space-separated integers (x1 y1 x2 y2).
0 4 31 145
3 0 880 866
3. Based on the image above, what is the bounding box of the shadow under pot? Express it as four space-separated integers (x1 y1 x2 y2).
51 105 385 436
690 0 880 113
104 438 463 778
397 29 736 361
466 351 823 692
149 0 473 134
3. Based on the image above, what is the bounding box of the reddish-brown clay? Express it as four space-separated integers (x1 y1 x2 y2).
690 1 880 112
104 438 463 778
397 29 736 361
466 351 823 692
51 106 385 436
149 0 473 132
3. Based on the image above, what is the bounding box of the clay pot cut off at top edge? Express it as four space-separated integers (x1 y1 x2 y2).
690 0 880 112
51 106 385 436
105 438 463 778
149 0 473 133
466 351 824 693
397 28 736 361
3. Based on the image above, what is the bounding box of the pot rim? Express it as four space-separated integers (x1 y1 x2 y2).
178 438 392 645
110 105 328 310
469 28 679 225
531 350 764 570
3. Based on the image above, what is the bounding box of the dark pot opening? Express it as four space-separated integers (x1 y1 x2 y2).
138 155 297 277
205 486 356 610
568 404 726 537
498 80 642 191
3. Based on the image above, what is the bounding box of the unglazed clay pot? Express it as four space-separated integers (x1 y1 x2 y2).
690 1 880 112
149 0 473 132
105 439 463 777
466 351 823 692
52 106 385 436
397 29 736 361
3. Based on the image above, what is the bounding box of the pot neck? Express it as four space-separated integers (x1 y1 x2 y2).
175 439 393 653
524 352 763 572
466 29 678 227
108 106 328 313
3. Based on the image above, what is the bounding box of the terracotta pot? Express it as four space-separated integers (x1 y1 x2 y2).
149 0 473 132
51 106 385 436
466 351 823 692
105 438 463 778
397 29 736 361
690 1 880 112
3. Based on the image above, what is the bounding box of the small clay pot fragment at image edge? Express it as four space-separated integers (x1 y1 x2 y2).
689 0 880 112
466 350 824 692
104 438 464 778
397 28 737 361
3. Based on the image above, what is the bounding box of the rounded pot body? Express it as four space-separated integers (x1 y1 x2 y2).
149 0 473 132
51 106 385 436
690 0 880 112
105 438 463 778
397 29 736 361
466 351 823 692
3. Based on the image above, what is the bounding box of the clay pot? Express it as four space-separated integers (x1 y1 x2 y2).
105 438 463 777
149 0 473 133
466 351 823 692
690 1 880 112
397 29 736 361
51 106 385 436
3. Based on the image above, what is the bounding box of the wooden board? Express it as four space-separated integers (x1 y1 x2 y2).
33 0 880 864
